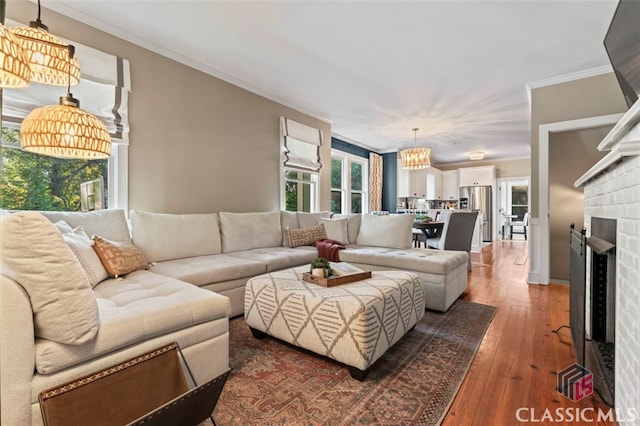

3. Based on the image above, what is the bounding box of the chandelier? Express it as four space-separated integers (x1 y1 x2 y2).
400 128 431 170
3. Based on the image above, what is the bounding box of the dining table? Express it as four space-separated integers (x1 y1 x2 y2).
413 221 445 241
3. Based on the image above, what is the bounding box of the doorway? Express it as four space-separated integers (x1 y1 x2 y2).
497 177 530 240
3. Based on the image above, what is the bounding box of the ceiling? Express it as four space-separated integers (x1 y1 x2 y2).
43 0 621 164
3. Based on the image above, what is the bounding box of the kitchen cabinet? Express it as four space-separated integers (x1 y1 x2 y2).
426 167 443 200
442 170 459 200
458 165 495 187
397 160 427 198
397 160 410 197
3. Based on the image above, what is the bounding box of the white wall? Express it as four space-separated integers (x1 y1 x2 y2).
583 155 640 419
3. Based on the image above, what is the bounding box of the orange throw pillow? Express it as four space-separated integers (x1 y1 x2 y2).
92 235 149 278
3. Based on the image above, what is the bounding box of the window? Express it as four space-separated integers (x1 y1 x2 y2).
0 127 108 211
283 170 317 212
0 32 130 212
330 150 368 214
511 185 529 220
280 117 322 212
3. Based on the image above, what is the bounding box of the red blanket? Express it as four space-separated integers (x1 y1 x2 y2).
315 239 345 262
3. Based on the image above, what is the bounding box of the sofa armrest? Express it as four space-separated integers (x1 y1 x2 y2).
1 275 36 426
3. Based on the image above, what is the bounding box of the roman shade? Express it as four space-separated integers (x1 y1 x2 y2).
2 22 131 144
281 117 323 172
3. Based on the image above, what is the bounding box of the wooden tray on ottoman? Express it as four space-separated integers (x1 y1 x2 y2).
302 271 371 287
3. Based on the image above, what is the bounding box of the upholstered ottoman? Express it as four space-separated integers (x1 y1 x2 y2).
244 266 425 380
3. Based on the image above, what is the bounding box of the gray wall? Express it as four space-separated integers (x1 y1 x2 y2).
548 126 612 281
529 73 627 218
7 1 332 214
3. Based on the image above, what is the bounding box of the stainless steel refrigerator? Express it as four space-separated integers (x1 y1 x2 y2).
458 186 492 241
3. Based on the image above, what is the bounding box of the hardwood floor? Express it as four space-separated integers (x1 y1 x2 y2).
442 239 616 426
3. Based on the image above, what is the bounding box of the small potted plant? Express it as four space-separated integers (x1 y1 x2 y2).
310 257 332 278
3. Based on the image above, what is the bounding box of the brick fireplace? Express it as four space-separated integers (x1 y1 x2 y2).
575 101 640 416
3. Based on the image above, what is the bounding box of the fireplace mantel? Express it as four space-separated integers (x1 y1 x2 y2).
575 100 640 187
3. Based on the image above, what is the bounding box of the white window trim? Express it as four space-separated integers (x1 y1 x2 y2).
108 144 128 212
331 149 369 214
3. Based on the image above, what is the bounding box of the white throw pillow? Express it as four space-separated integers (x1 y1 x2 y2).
54 220 74 234
63 226 109 288
130 210 222 262
333 213 362 244
356 214 414 249
0 212 99 345
319 218 349 244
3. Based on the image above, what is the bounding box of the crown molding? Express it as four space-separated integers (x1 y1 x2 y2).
526 65 613 92
331 133 380 153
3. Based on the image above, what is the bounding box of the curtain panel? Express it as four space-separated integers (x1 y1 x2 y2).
2 21 131 144
369 152 383 211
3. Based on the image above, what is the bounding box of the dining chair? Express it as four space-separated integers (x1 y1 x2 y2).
510 212 529 240
427 211 478 270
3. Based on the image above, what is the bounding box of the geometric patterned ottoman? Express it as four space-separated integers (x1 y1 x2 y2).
244 266 425 380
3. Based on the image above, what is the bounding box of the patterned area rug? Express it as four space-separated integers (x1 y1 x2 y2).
213 299 496 425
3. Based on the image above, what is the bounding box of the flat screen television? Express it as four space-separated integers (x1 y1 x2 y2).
80 177 105 211
603 0 640 109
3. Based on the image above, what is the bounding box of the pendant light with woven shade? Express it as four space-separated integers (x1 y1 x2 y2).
400 128 431 170
9 0 79 87
0 0 31 88
20 45 111 159
0 24 30 88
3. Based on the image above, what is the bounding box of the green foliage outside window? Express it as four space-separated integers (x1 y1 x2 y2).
284 170 313 212
0 127 108 211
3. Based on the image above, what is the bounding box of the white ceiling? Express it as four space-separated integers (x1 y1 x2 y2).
43 0 620 164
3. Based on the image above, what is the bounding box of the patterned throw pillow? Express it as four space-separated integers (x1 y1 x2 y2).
92 235 149 278
286 225 327 248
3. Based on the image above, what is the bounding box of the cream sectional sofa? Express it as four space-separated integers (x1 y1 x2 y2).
0 208 468 425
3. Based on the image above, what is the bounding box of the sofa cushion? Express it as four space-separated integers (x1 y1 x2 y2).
149 254 267 286
285 225 326 247
92 235 149 278
297 211 330 228
34 270 230 374
356 214 414 249
63 226 109 287
0 211 99 345
226 247 317 272
339 246 468 275
319 218 349 244
40 209 132 244
219 211 282 253
130 210 222 262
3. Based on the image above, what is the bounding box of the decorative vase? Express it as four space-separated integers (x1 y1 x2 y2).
311 268 325 278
